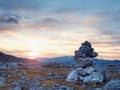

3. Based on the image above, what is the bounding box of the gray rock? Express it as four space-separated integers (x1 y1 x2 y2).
12 80 20 86
47 71 55 76
14 87 22 90
9 87 22 90
83 75 92 83
10 62 19 68
52 83 60 89
29 87 36 90
91 52 98 58
60 87 66 90
84 66 94 75
95 88 104 90
76 58 93 68
60 85 73 90
0 81 4 86
54 74 65 79
66 70 78 83
91 72 104 84
0 65 6 69
0 77 5 86
76 68 86 76
104 80 120 90
83 72 103 83
81 41 91 46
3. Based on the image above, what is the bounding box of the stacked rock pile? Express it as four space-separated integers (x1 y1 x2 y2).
66 41 104 84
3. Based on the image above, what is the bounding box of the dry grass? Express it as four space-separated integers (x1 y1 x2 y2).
43 78 81 90
0 65 71 88
0 64 120 90
53 68 70 74
0 84 14 90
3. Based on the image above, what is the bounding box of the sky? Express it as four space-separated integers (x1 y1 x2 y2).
0 0 120 59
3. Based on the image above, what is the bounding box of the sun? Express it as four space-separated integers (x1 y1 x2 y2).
29 51 38 58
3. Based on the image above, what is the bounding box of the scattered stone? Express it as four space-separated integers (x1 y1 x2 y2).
0 77 5 86
60 85 73 90
54 74 66 79
104 80 120 90
12 80 20 86
9 87 22 90
47 71 55 76
95 87 104 90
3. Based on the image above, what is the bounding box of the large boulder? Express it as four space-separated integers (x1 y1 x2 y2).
66 68 100 83
83 72 103 83
90 72 104 83
66 70 78 83
104 80 120 90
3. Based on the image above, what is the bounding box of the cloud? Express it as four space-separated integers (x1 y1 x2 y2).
74 11 120 47
0 13 19 24
0 13 23 31
94 11 120 35
42 18 60 24
96 11 120 22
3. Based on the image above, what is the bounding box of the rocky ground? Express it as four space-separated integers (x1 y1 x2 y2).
0 41 120 90
0 62 74 90
0 60 120 90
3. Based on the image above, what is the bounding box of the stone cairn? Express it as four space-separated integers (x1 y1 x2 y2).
66 41 103 84
74 41 98 68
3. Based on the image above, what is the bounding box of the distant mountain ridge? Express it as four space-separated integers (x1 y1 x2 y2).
0 51 21 62
37 56 75 65
0 51 36 63
0 51 120 66
37 56 120 66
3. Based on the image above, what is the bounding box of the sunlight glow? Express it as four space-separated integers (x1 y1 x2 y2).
29 51 38 58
